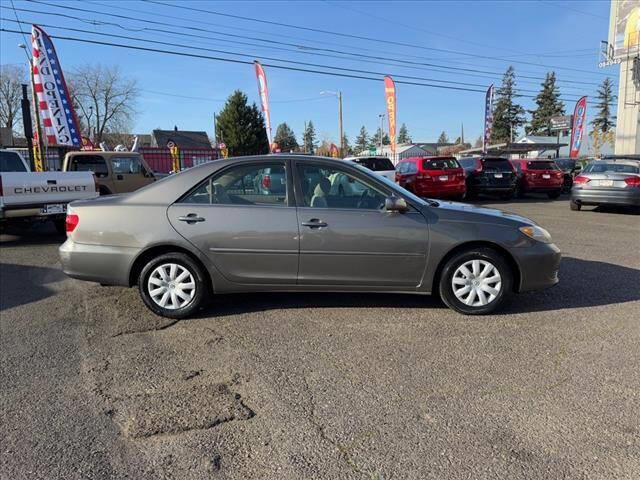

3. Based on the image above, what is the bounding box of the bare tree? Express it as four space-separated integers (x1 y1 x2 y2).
0 65 26 131
69 64 138 143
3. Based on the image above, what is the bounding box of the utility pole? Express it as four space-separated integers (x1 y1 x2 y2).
378 113 385 150
213 112 217 145
338 91 343 157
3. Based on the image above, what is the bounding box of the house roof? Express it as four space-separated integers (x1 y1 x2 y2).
152 129 211 148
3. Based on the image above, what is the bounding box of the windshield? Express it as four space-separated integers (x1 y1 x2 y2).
583 163 639 174
350 161 427 206
555 159 575 170
527 161 559 171
423 158 459 170
0 151 28 172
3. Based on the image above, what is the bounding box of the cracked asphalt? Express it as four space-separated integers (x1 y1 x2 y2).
1 198 639 479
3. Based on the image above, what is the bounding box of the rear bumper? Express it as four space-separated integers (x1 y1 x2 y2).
523 183 563 193
514 242 561 292
571 188 640 207
59 239 140 286
414 184 465 197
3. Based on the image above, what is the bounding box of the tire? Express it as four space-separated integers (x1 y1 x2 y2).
53 218 66 235
569 199 581 211
547 190 561 200
99 186 112 196
438 247 513 315
515 183 525 199
138 252 208 319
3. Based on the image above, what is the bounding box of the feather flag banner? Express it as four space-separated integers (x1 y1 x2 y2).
31 25 81 147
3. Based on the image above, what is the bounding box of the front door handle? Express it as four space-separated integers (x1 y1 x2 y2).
116 174 123 180
178 214 205 224
301 219 328 228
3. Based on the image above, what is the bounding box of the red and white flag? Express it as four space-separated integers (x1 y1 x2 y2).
254 61 273 150
31 25 81 147
482 84 494 154
569 96 587 159
384 76 397 159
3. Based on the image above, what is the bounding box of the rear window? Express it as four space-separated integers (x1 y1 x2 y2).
70 155 108 175
0 151 27 172
527 161 559 171
583 163 640 174
483 159 513 172
353 157 394 171
423 158 459 170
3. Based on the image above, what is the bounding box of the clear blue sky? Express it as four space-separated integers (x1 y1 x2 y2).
0 0 615 145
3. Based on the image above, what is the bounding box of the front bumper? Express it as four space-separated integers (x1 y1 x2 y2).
514 241 561 292
59 239 140 286
571 188 640 207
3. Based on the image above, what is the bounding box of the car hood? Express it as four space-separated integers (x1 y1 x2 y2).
427 200 536 226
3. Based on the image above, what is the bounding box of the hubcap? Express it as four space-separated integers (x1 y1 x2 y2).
451 259 502 307
147 263 196 310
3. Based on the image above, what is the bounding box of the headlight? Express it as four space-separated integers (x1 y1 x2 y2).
519 225 552 244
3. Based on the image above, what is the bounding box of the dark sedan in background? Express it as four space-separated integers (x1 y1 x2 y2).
570 158 640 211
59 156 560 319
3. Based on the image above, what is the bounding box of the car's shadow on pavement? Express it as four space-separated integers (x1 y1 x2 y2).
197 291 446 319
0 263 68 311
0 223 66 247
504 256 640 314
196 256 639 318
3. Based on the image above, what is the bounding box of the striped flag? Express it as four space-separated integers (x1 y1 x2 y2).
254 61 273 150
31 25 81 147
482 84 494 154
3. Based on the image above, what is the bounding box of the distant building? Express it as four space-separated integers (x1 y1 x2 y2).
357 143 428 164
151 127 211 148
413 142 455 156
513 135 614 158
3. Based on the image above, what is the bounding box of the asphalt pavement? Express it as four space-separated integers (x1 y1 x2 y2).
1 197 639 480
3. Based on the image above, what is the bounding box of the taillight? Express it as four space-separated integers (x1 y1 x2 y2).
624 176 640 186
262 175 271 189
573 175 590 184
395 173 400 182
66 214 79 234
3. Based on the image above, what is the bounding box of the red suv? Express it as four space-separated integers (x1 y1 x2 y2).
395 156 466 199
510 159 564 199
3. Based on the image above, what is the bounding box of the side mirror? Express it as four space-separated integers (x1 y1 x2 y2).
385 196 408 213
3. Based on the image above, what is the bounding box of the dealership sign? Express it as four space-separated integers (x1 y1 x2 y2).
549 115 573 131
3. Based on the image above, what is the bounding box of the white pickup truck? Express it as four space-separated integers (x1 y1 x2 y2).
0 150 98 233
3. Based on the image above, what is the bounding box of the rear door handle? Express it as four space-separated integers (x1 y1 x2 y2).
301 219 328 228
178 214 205 223
116 174 124 180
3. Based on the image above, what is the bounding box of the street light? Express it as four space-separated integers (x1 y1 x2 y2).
320 90 343 157
378 113 386 150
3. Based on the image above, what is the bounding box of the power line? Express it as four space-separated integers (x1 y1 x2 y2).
141 0 611 78
0 18 603 102
0 27 489 93
10 2 609 89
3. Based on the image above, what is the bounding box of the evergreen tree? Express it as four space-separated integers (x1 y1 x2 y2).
397 123 411 143
492 66 526 143
215 90 269 156
341 132 353 156
302 121 317 153
590 77 616 134
528 72 565 135
355 125 369 152
373 126 390 146
437 131 449 144
273 122 298 152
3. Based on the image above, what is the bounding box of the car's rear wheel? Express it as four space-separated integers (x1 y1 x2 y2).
138 252 207 319
439 248 512 315
569 199 581 211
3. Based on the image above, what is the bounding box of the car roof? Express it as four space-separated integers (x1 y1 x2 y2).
66 151 141 157
588 159 640 166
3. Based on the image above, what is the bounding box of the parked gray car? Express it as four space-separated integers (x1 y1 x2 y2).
59 155 561 318
570 158 640 211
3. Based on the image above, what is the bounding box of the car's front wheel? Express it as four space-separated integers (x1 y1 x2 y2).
569 199 581 211
138 252 208 318
439 248 512 315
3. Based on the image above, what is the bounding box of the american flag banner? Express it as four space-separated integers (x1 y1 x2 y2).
31 25 81 147
482 84 494 154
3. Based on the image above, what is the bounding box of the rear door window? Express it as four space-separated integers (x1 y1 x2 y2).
0 151 27 172
372 158 394 171
423 158 459 170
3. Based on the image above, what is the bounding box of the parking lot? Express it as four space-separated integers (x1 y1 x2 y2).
1 198 639 480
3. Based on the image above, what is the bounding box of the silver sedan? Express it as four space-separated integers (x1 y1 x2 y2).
59 155 561 318
570 158 640 211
